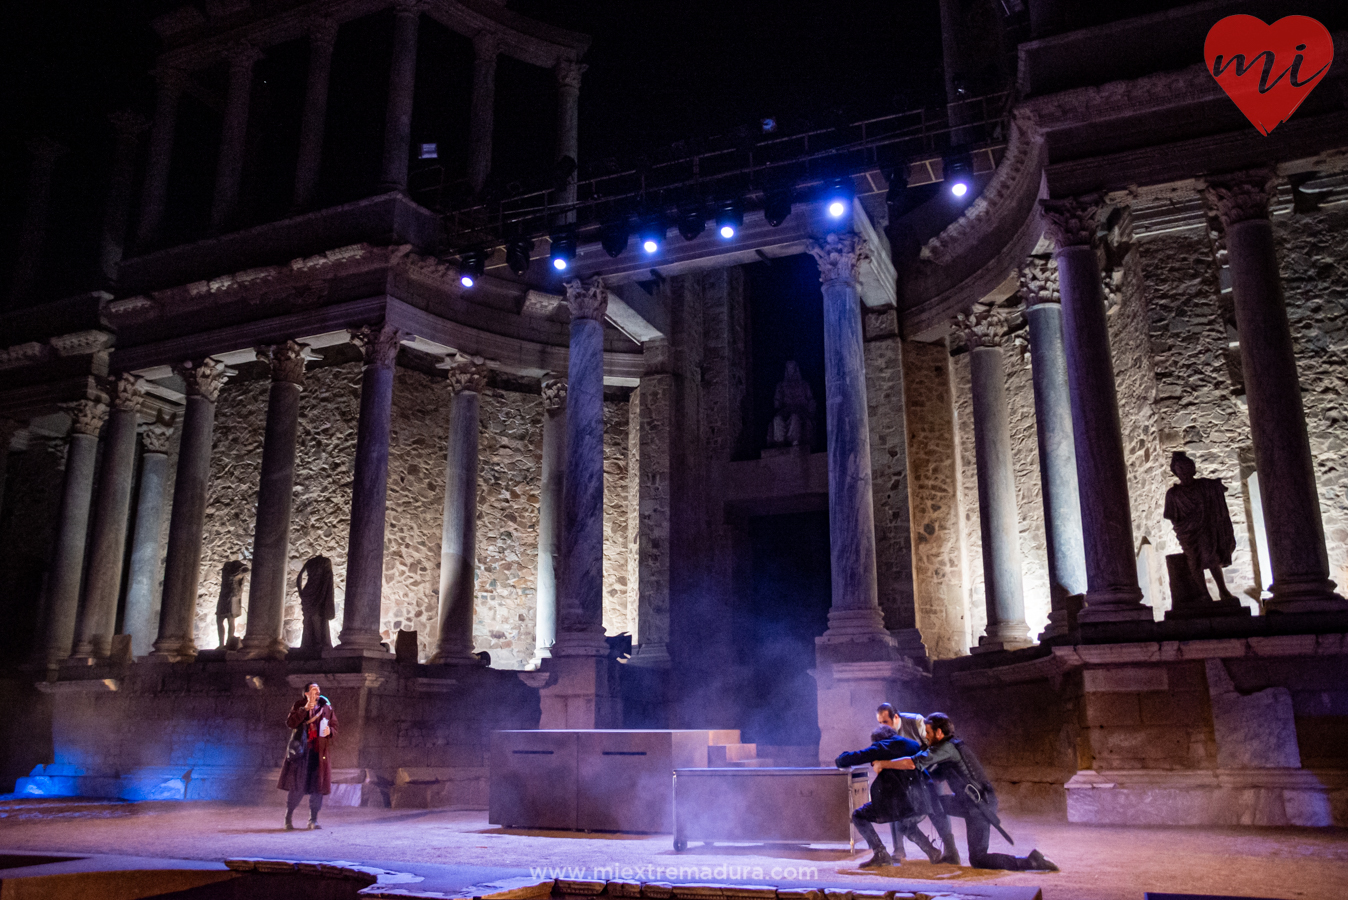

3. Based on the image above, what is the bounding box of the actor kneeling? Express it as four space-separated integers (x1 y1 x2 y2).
836 724 944 868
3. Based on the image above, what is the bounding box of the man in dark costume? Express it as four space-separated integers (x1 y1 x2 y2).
835 725 943 868
278 682 338 830
1164 452 1239 601
877 703 959 863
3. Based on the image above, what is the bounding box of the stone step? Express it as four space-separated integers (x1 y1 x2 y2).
707 743 758 765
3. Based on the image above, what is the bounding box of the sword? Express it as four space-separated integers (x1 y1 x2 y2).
965 784 1014 845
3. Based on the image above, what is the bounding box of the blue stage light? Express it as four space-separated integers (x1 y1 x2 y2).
549 228 576 271
716 200 743 239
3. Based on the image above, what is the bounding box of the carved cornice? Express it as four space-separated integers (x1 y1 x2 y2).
564 277 608 321
542 376 568 411
259 340 310 385
1019 60 1222 131
1019 256 1060 308
440 353 489 394
174 358 228 403
0 342 51 371
108 373 146 413
50 330 114 357
1041 194 1103 249
555 58 587 91
63 397 110 438
141 418 176 454
350 324 402 369
807 233 869 284
955 307 1012 350
1204 168 1278 229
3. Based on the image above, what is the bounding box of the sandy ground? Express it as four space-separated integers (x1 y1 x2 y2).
0 800 1345 900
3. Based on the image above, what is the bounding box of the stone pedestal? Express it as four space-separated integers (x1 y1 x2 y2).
467 32 499 194
153 360 228 661
812 659 928 768
123 420 174 657
41 397 108 666
380 1 420 192
1206 171 1347 614
535 656 622 730
433 358 488 664
336 325 401 655
1042 196 1150 625
1021 259 1088 641
136 67 186 247
99 111 147 283
959 312 1031 651
1163 553 1249 620
240 343 307 659
292 19 338 210
531 377 567 667
9 137 66 305
73 375 144 660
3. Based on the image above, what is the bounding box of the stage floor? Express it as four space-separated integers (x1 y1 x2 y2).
0 799 1344 900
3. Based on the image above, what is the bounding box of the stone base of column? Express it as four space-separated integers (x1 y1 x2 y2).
147 640 197 663
1267 577 1348 615
532 656 622 729
888 627 927 662
811 658 929 768
625 641 672 669
526 645 552 670
1077 588 1155 625
325 646 395 660
551 625 610 658
973 621 1033 654
1164 597 1252 621
1039 594 1083 643
237 638 288 660
429 647 483 665
816 607 898 665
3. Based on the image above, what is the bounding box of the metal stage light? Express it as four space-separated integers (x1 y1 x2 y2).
824 179 853 219
944 154 973 199
638 218 667 255
677 206 706 242
458 250 485 288
505 237 534 276
601 218 631 257
764 190 793 227
716 200 744 239
549 228 577 271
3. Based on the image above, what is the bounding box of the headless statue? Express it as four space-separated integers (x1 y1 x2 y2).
766 360 815 449
1164 452 1238 602
216 560 248 650
297 555 336 653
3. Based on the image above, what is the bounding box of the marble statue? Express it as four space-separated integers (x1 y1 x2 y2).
766 360 815 449
1164 452 1238 602
216 560 248 650
297 555 336 653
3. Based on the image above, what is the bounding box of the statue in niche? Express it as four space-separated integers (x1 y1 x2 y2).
216 560 248 650
765 361 815 450
1164 452 1239 603
297 555 336 654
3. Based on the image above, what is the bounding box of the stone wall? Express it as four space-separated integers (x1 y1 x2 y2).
951 352 987 648
602 399 631 636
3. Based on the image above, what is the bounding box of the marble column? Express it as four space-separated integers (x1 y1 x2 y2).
1206 170 1347 613
98 111 148 283
467 32 499 195
292 19 339 210
380 0 420 192
123 418 175 657
41 397 108 665
531 376 567 666
9 137 66 306
73 374 145 659
211 43 263 232
337 324 402 653
1020 258 1087 640
554 59 586 211
958 309 1031 650
153 359 228 660
1041 196 1150 623
0 418 22 525
137 67 187 247
806 233 896 658
240 342 308 659
432 356 489 663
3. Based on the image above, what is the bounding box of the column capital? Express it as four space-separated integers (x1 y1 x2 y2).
474 30 501 61
542 375 568 411
807 232 869 285
349 323 402 369
173 358 229 402
955 307 1012 349
108 109 149 138
1041 194 1104 249
258 340 311 385
1019 256 1060 308
62 397 110 437
564 277 608 320
108 373 146 412
151 66 190 94
141 417 176 454
391 0 425 19
308 16 340 47
1204 167 1278 229
555 57 587 91
439 353 489 394
221 41 264 70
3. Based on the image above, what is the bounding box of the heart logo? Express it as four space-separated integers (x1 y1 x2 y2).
1205 15 1334 136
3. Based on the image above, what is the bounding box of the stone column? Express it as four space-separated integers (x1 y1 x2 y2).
337 324 402 653
240 341 308 659
554 59 586 211
1020 258 1087 639
0 418 22 525
292 19 339 210
627 364 674 668
380 0 420 192
211 43 263 231
807 233 896 656
41 397 108 665
72 374 145 659
432 356 489 663
1206 170 1348 613
9 137 66 306
1041 196 1150 624
531 376 567 667
153 359 228 660
137 67 187 247
123 418 175 658
467 32 499 194
957 309 1031 651
98 111 149 283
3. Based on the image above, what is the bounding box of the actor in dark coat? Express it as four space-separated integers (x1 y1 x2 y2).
836 725 941 867
278 682 337 829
